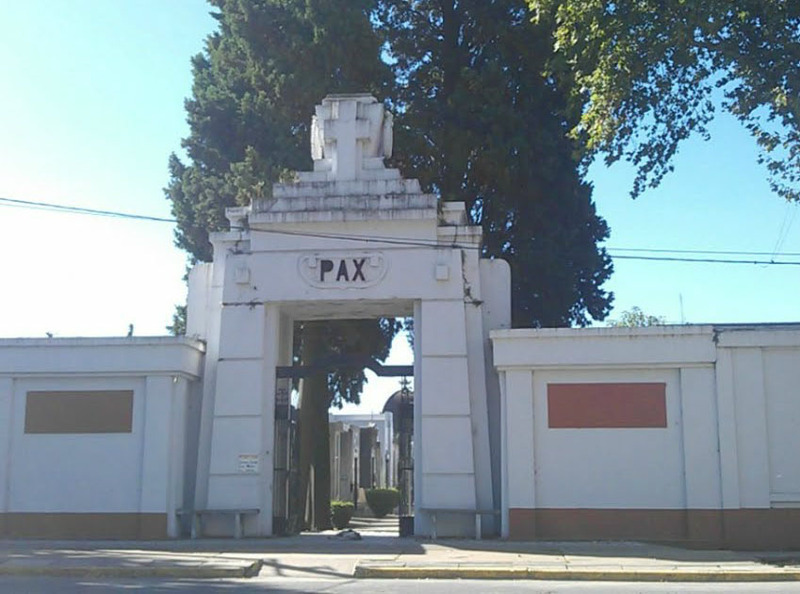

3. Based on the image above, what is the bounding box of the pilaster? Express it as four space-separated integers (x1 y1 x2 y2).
0 378 13 514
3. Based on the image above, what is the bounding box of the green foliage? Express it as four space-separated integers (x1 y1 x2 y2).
166 304 187 336
168 0 617 530
294 318 401 409
330 501 355 529
168 1 398 530
365 488 400 518
375 0 613 327
169 0 614 330
608 306 665 328
530 0 800 202
167 0 397 400
166 0 391 262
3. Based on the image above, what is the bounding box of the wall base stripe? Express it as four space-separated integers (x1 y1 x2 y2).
509 508 800 549
0 513 168 539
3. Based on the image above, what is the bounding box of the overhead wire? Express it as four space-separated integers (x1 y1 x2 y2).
0 196 174 223
610 246 800 257
230 225 481 250
611 254 800 265
2 196 800 266
770 201 798 260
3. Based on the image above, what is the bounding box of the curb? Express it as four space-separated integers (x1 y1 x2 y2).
0 559 263 580
354 564 800 582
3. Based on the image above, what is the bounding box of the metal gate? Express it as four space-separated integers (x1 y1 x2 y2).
272 357 413 535
272 377 300 535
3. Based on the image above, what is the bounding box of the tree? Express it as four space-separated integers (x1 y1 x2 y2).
529 1 800 202
608 306 665 328
169 0 615 529
166 304 186 336
376 0 613 327
166 0 396 531
294 317 397 531
168 0 391 261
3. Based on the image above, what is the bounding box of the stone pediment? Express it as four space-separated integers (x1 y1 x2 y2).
244 177 437 225
227 94 441 227
246 194 438 225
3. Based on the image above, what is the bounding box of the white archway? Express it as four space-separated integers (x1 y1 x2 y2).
187 94 510 538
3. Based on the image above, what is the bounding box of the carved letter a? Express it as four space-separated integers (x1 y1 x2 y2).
336 259 350 281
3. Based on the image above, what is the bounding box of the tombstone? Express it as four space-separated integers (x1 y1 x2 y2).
186 93 510 537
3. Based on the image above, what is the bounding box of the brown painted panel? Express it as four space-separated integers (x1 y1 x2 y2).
507 508 800 550
547 383 667 428
0 513 166 539
25 390 133 434
722 509 800 550
514 508 686 541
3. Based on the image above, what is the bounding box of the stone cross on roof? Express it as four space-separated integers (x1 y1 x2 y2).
310 94 393 181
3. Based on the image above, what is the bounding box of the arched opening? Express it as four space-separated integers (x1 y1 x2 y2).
271 310 416 537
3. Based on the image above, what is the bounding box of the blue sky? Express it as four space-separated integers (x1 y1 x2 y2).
593 113 799 325
1 2 797 411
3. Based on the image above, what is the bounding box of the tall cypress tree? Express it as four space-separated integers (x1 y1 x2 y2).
167 0 396 531
169 0 614 531
376 0 613 326
168 0 391 261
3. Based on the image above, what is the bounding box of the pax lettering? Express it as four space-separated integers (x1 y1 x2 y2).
299 251 386 288
319 258 367 282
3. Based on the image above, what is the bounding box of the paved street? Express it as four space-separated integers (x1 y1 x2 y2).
5 576 800 593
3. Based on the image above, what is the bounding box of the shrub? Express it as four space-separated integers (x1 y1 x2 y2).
365 488 400 518
330 501 355 529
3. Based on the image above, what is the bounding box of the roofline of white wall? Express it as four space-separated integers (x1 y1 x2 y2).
0 336 205 349
490 322 800 341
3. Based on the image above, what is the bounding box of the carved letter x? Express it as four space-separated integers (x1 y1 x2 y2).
352 258 366 281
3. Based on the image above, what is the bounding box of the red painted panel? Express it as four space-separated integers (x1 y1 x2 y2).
547 383 667 428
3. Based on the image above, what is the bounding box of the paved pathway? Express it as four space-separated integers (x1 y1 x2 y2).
349 513 399 536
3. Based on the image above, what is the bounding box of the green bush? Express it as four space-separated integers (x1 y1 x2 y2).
365 488 400 518
330 501 355 529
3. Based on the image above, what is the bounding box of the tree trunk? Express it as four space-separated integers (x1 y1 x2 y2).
295 322 333 531
311 384 332 530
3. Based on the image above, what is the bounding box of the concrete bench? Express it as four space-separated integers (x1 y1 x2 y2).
419 507 499 539
177 508 260 539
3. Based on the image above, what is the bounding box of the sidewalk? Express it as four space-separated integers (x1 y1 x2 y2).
354 539 800 582
2 533 800 581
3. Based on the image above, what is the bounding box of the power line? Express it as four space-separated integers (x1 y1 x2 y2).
772 201 798 259
612 254 800 266
0 196 174 223
234 225 483 250
611 246 800 257
1 196 470 249
3 196 800 266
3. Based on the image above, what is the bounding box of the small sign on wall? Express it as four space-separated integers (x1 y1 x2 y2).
238 454 260 474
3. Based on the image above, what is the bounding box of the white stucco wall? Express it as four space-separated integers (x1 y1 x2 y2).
532 368 686 509
715 328 800 509
763 349 800 504
492 325 800 534
0 337 204 538
492 324 800 542
495 327 714 515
